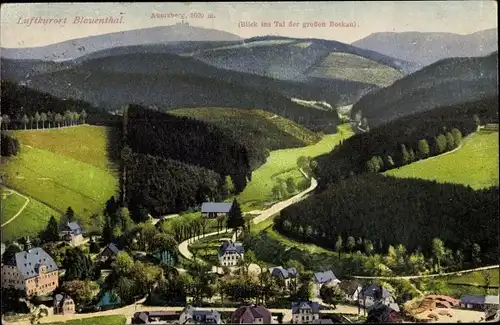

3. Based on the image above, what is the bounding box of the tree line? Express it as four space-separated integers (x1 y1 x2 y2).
1 109 88 131
125 105 252 194
275 173 499 268
0 80 105 129
314 96 498 186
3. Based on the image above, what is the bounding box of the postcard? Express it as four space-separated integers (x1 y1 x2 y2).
0 2 498 324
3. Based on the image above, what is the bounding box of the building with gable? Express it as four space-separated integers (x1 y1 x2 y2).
179 305 222 324
53 294 75 315
201 202 233 219
312 270 341 297
1 247 59 296
231 304 272 324
217 240 244 267
270 266 299 289
60 221 84 246
291 301 320 323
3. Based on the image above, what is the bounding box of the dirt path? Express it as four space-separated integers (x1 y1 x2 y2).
1 187 30 227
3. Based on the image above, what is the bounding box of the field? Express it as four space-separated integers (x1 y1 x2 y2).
43 315 127 325
308 52 403 87
0 187 27 224
236 123 354 210
445 268 500 287
386 130 499 189
0 126 119 240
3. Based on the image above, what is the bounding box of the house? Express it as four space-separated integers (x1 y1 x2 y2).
60 222 84 246
132 311 179 324
231 304 272 324
97 243 120 263
270 266 299 289
291 301 320 324
338 280 362 302
53 294 75 315
1 247 59 296
460 295 500 310
218 240 244 267
358 285 396 309
313 270 341 297
366 301 404 323
201 202 233 219
179 306 222 324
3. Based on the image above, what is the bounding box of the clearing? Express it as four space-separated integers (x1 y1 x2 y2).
236 123 353 210
385 130 499 189
308 52 403 87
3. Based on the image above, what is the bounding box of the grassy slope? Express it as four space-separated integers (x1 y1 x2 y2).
43 315 126 325
385 130 499 189
12 125 119 171
170 107 321 146
237 123 354 210
0 187 27 224
1 126 119 240
446 268 500 287
308 52 403 87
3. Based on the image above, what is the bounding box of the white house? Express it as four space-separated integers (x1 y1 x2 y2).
217 241 244 267
179 305 222 324
291 301 320 324
59 222 84 246
312 270 341 298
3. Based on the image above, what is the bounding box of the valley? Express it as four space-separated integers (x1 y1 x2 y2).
0 5 498 324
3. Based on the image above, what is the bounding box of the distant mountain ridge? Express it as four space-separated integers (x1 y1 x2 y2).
352 28 498 66
351 52 498 128
0 23 242 61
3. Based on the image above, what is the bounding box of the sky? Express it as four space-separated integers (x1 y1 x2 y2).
1 1 498 48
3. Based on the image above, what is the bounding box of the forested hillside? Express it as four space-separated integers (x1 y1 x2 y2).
171 108 321 169
275 173 499 266
125 153 227 218
314 96 499 185
351 52 498 128
0 80 117 126
125 105 251 194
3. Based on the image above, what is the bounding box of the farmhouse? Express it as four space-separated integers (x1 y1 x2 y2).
179 305 222 324
358 284 397 309
338 279 363 302
270 266 299 289
1 247 59 296
312 270 341 297
460 295 500 310
291 301 320 324
53 294 75 315
231 304 272 324
97 243 120 263
218 240 244 267
201 202 233 219
60 221 84 246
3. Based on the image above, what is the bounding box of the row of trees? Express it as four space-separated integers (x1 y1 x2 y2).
365 128 463 173
1 110 88 131
274 173 499 271
315 96 498 185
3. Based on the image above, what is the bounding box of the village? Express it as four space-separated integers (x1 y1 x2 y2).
1 199 499 324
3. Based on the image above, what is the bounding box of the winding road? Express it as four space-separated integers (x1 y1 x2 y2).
177 171 318 271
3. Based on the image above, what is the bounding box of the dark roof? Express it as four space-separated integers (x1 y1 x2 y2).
271 266 299 279
461 295 486 305
201 202 233 213
292 301 320 314
13 247 58 280
231 305 272 324
54 294 73 306
182 306 221 322
65 222 82 234
314 270 339 284
218 241 244 255
361 284 392 298
338 279 362 295
133 312 149 323
103 243 120 255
